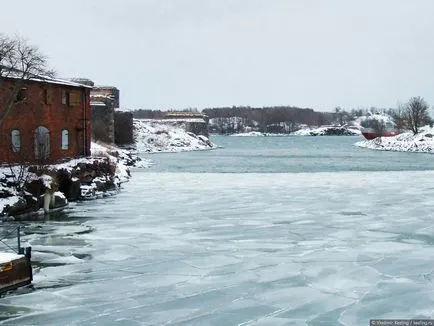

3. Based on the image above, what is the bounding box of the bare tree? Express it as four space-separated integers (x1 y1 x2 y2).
390 103 407 132
371 119 386 144
404 96 431 135
334 106 344 125
0 34 54 126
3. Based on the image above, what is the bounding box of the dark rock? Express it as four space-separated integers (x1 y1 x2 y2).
7 198 28 216
24 194 39 212
81 175 93 184
104 179 118 192
24 179 44 199
93 179 105 192
68 179 82 201
27 166 38 174
0 188 14 199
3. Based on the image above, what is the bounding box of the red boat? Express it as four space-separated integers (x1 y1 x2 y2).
361 127 400 140
360 114 399 140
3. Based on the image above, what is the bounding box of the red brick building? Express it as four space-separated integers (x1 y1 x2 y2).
0 76 92 164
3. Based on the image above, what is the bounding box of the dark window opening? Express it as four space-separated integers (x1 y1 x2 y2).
44 88 53 104
61 90 69 105
15 88 27 102
11 129 21 153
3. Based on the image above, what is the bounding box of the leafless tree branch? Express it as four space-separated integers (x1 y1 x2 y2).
404 96 431 135
0 34 54 126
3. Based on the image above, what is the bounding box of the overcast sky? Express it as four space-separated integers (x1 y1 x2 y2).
2 0 434 112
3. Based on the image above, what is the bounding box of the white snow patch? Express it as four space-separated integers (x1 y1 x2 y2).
40 175 53 189
0 195 21 212
293 126 361 136
0 252 23 263
134 119 217 153
355 126 434 153
54 191 66 200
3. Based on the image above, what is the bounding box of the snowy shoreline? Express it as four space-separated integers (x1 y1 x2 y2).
355 126 434 153
225 126 361 137
134 119 218 153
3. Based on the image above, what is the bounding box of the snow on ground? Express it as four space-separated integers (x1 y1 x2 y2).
230 131 265 137
0 141 154 215
355 126 434 153
134 119 217 153
230 131 291 137
293 126 361 136
0 252 23 263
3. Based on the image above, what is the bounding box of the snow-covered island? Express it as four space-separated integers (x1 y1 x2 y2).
292 125 361 136
355 126 434 153
227 126 361 137
230 131 291 137
134 119 217 153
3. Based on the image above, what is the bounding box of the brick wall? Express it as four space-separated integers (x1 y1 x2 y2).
0 79 91 164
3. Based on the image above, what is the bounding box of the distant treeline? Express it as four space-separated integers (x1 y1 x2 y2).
133 109 166 119
132 106 336 126
202 106 335 128
131 106 396 127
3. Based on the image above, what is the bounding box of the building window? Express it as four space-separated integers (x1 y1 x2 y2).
61 90 69 105
11 129 21 153
15 88 27 102
68 91 82 106
44 88 53 104
34 126 50 160
61 129 69 150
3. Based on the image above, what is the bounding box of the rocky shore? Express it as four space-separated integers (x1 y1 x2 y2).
0 143 146 220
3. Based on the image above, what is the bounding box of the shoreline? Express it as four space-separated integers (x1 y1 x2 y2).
354 126 434 154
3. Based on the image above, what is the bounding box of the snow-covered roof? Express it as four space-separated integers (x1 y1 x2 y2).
24 76 93 89
1 67 92 89
93 85 119 89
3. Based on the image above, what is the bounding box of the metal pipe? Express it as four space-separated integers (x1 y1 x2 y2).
17 226 21 254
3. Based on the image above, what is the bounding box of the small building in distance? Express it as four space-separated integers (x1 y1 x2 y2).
72 80 134 146
91 85 120 109
0 75 92 164
164 111 209 137
72 80 119 145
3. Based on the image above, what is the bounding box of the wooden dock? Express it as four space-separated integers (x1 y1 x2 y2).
0 227 32 295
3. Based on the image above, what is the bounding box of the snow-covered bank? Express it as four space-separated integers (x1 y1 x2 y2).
134 119 218 153
293 126 361 136
227 127 361 137
0 142 151 218
355 126 434 153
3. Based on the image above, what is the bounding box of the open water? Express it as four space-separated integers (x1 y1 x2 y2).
1 135 434 325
